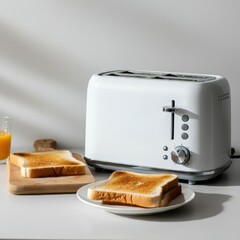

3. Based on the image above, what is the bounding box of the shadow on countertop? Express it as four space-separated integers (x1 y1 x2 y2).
192 159 240 187
121 192 231 222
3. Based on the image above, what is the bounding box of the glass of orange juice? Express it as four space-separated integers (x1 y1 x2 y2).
0 116 12 164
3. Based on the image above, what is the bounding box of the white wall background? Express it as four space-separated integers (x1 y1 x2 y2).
0 0 240 152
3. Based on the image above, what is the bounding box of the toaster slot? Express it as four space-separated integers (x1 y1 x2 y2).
102 71 165 79
99 70 216 82
160 73 216 82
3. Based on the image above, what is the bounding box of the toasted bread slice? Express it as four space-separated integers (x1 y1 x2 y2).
160 184 182 207
88 170 181 208
10 150 86 178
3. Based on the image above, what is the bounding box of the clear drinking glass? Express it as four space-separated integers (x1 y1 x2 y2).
0 116 13 164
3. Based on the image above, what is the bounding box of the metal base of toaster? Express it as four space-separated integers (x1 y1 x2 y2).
85 158 232 184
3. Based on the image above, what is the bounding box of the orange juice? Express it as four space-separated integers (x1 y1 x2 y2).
0 130 11 160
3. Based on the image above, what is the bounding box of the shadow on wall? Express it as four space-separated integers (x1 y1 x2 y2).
0 21 89 148
1 0 240 149
0 21 87 89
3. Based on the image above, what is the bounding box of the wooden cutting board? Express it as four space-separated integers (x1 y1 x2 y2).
7 140 95 194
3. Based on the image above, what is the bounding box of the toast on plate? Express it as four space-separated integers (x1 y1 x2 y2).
88 170 181 208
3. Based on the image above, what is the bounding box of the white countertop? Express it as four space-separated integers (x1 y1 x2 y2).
1 149 240 240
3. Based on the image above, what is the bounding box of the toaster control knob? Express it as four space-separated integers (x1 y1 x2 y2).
171 146 190 165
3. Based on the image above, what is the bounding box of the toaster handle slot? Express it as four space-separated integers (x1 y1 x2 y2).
163 100 176 140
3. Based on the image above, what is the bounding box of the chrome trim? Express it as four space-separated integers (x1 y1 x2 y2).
85 157 232 184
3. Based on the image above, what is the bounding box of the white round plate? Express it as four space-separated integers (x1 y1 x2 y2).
76 181 195 215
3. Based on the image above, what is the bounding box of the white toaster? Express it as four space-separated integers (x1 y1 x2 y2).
85 70 231 184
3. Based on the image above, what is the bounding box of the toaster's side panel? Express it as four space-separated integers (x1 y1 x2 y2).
199 78 231 169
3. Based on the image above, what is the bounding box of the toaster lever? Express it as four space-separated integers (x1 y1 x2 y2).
162 106 177 112
163 100 176 140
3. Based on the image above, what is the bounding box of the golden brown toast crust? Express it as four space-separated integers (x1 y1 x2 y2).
98 171 178 194
10 150 86 178
11 151 83 167
88 171 180 208
160 184 182 207
22 165 86 178
102 184 182 208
